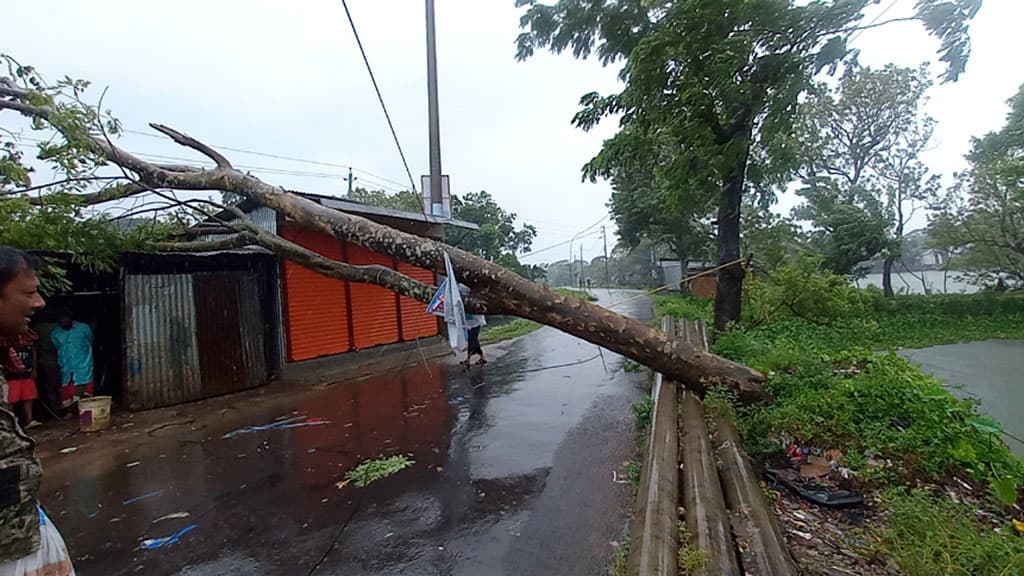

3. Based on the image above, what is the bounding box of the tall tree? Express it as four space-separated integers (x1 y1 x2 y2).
586 128 714 274
445 191 537 262
0 61 766 396
348 187 422 212
516 0 979 331
792 64 939 294
929 83 1024 287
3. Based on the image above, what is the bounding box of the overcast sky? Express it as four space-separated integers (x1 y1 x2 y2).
4 0 1022 265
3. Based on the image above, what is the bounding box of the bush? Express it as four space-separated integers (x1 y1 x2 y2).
744 256 866 327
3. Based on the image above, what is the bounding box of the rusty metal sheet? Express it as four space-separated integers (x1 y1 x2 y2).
124 274 201 410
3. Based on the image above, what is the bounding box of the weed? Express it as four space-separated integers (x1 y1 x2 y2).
344 454 414 487
622 359 644 373
555 287 598 302
677 522 706 575
627 460 642 489
876 487 1024 576
608 537 630 576
479 318 541 344
632 396 654 432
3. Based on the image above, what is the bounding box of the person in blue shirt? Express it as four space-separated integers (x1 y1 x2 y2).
51 310 93 410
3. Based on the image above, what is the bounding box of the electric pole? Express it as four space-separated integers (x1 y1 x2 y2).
602 225 609 287
579 244 584 289
347 167 357 198
425 0 443 216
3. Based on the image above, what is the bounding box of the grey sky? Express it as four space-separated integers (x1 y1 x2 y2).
4 0 1021 265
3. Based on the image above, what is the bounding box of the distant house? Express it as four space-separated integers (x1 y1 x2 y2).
657 259 718 299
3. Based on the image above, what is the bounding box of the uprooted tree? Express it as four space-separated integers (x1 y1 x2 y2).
0 57 764 399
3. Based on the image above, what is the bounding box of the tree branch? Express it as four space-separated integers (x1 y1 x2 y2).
149 123 232 169
1 84 767 397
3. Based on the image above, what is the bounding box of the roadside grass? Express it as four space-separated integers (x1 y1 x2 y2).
479 287 597 344
656 289 1024 575
876 487 1024 576
479 318 541 344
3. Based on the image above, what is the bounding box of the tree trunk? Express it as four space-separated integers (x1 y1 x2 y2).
0 94 767 399
882 257 895 297
714 130 752 334
245 183 765 399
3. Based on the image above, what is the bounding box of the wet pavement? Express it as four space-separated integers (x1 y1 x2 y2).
900 339 1024 456
38 289 650 576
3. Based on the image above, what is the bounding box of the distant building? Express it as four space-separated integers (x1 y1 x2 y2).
657 259 717 299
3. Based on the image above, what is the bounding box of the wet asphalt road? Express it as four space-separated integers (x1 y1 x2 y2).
39 289 650 576
900 339 1024 457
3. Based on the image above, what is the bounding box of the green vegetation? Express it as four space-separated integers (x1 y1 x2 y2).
678 523 706 575
657 261 1024 575
608 538 630 576
479 288 596 344
479 318 542 345
632 396 654 432
876 488 1024 576
344 455 414 488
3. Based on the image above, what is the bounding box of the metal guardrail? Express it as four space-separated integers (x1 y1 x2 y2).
629 316 797 576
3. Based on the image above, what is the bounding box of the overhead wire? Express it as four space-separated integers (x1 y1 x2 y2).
338 0 418 193
518 229 602 260
121 128 413 190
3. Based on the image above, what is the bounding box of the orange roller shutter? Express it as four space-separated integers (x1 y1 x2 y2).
280 225 351 361
397 262 439 340
346 243 401 349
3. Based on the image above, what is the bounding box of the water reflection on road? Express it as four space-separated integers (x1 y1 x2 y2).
41 289 650 576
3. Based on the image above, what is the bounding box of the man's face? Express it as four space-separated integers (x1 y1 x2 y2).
0 267 45 336
58 315 72 329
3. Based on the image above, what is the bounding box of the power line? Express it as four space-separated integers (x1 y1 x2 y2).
518 229 602 260
121 129 413 190
339 0 418 194
7 139 410 192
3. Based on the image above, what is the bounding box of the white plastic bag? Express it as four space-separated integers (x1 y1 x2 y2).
0 507 75 576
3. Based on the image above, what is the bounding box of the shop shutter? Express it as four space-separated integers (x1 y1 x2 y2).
346 243 400 349
280 225 350 361
397 262 439 340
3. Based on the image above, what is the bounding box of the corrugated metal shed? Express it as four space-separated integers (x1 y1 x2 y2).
125 274 202 409
124 268 272 410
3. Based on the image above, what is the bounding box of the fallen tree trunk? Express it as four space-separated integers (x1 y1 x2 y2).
0 86 765 397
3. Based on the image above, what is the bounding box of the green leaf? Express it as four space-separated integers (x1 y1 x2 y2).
990 476 1018 507
966 415 1002 435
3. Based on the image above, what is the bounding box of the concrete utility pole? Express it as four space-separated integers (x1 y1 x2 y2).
602 225 609 287
579 244 584 289
425 0 443 216
347 167 357 198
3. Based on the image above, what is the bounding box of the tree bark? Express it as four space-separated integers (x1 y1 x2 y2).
714 128 752 335
0 95 766 398
882 257 895 297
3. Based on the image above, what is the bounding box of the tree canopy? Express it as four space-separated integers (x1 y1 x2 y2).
516 0 980 330
929 83 1024 287
792 64 939 287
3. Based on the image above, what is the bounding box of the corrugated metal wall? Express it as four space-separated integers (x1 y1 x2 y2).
125 274 202 409
397 262 440 340
280 225 351 361
124 271 271 410
346 243 401 350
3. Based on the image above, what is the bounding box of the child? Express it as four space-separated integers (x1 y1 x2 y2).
2 329 40 428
